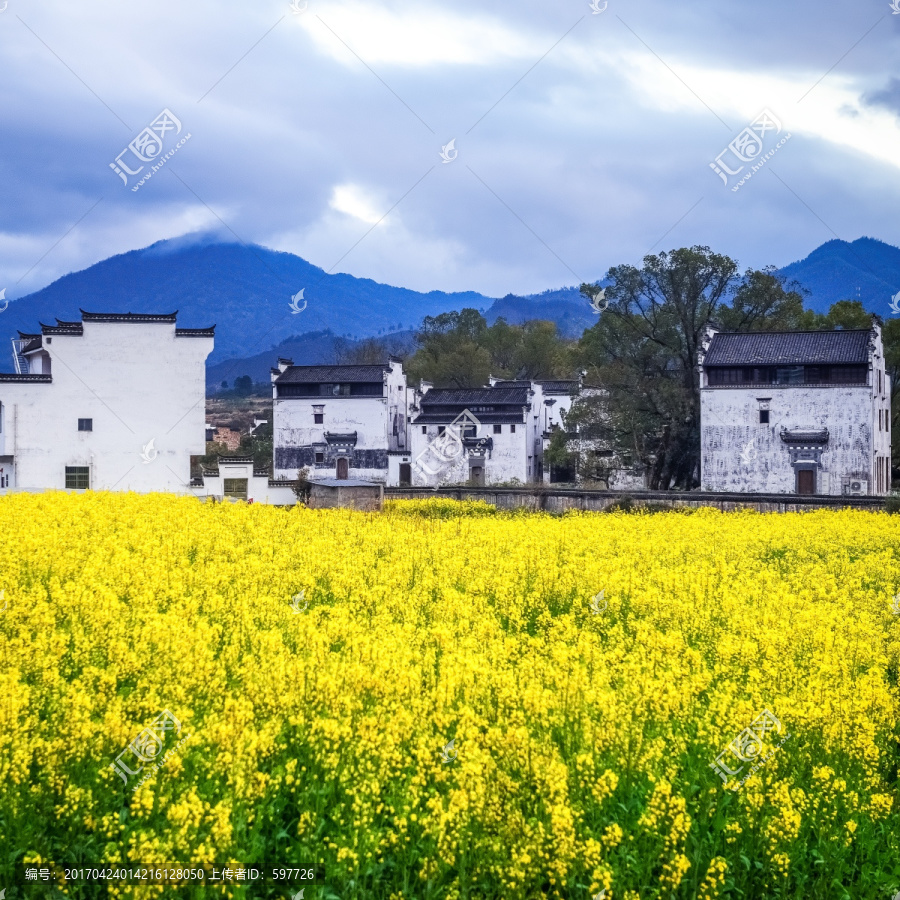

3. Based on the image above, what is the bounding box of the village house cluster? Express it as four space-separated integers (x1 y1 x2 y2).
0 310 891 501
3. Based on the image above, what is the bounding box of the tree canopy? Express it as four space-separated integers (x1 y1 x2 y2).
574 246 876 489
405 310 570 388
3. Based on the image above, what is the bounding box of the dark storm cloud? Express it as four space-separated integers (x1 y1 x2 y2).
0 0 899 300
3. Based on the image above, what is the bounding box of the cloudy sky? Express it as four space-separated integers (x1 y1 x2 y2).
2 0 900 301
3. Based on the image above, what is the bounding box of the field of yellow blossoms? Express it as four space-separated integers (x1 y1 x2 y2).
2 492 900 899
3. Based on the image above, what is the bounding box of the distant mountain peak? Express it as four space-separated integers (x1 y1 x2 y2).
779 236 900 313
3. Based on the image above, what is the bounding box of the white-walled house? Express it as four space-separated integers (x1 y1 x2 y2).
699 323 892 495
489 377 581 483
409 384 538 485
0 311 213 493
408 376 640 488
272 358 411 485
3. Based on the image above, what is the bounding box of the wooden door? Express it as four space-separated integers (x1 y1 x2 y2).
399 463 411 485
796 469 815 495
470 466 485 486
336 458 349 480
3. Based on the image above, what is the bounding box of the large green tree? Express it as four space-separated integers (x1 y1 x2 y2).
576 247 810 489
406 310 571 388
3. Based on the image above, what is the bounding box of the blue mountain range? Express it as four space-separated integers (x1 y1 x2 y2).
2 234 897 382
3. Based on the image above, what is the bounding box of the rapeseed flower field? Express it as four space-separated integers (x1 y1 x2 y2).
1 492 899 899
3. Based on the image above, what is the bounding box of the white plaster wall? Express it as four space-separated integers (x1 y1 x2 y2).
273 361 408 483
386 362 408 453
388 453 413 484
873 370 892 494
525 384 542 482
539 390 576 433
701 385 877 494
192 463 297 504
410 423 528 485
273 395 388 480
0 323 211 493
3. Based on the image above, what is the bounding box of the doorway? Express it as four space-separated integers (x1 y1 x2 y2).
796 469 815 495
470 466 485 486
336 458 349 480
399 463 411 485
224 478 248 500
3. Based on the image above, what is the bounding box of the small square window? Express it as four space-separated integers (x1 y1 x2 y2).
493 423 502 434
510 423 516 433
78 418 92 432
315 452 324 463
759 410 769 424
421 425 427 434
65 466 90 489
313 413 324 424
438 426 446 435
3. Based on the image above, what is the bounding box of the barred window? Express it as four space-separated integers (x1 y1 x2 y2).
830 366 867 384
65 466 89 490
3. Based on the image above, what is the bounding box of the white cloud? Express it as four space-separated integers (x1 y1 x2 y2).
329 184 385 225
300 2 542 67
0 204 223 298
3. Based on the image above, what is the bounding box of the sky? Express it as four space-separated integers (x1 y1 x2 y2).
2 0 900 301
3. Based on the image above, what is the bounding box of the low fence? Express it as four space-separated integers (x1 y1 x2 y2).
384 487 887 513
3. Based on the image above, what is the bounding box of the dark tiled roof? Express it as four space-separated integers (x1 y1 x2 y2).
325 432 358 444
420 387 530 406
538 380 578 393
781 429 829 444
18 312 201 340
80 310 178 323
218 456 254 464
276 364 389 384
0 374 52 382
490 380 532 388
415 413 524 424
704 331 871 366
40 322 83 336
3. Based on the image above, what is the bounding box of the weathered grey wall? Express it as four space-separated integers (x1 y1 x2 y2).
701 385 882 494
384 487 884 513
309 483 384 510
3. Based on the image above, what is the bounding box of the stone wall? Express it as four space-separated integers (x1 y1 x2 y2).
384 487 885 513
